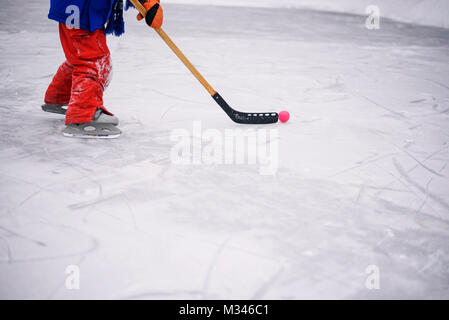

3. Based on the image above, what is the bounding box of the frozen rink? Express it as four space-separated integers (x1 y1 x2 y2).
1 1 449 299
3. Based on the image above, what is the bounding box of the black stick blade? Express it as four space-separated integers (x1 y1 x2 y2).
212 93 278 124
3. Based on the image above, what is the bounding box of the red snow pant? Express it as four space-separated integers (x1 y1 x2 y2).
45 23 113 125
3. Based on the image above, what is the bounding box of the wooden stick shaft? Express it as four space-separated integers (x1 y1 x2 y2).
129 0 216 96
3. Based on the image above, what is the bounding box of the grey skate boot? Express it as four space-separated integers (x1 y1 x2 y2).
92 109 119 126
62 110 121 139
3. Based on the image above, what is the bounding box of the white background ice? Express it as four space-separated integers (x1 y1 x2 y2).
0 0 448 299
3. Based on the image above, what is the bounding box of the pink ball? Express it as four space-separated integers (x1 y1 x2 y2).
279 111 290 123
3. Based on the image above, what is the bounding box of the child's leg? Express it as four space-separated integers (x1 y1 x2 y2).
44 61 73 105
58 23 113 125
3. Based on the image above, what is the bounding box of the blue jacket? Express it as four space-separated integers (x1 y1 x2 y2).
48 0 137 36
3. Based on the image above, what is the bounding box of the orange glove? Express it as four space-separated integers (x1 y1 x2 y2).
137 0 163 29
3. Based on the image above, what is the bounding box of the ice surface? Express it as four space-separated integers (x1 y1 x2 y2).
0 1 449 299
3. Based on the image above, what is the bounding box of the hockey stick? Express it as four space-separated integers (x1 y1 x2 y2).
129 0 279 124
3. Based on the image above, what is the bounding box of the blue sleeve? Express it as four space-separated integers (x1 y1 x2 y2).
48 0 114 32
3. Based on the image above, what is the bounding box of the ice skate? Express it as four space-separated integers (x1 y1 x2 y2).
63 109 121 139
41 103 68 115
43 105 119 126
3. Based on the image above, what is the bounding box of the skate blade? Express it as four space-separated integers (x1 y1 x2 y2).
63 123 121 139
63 132 121 139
